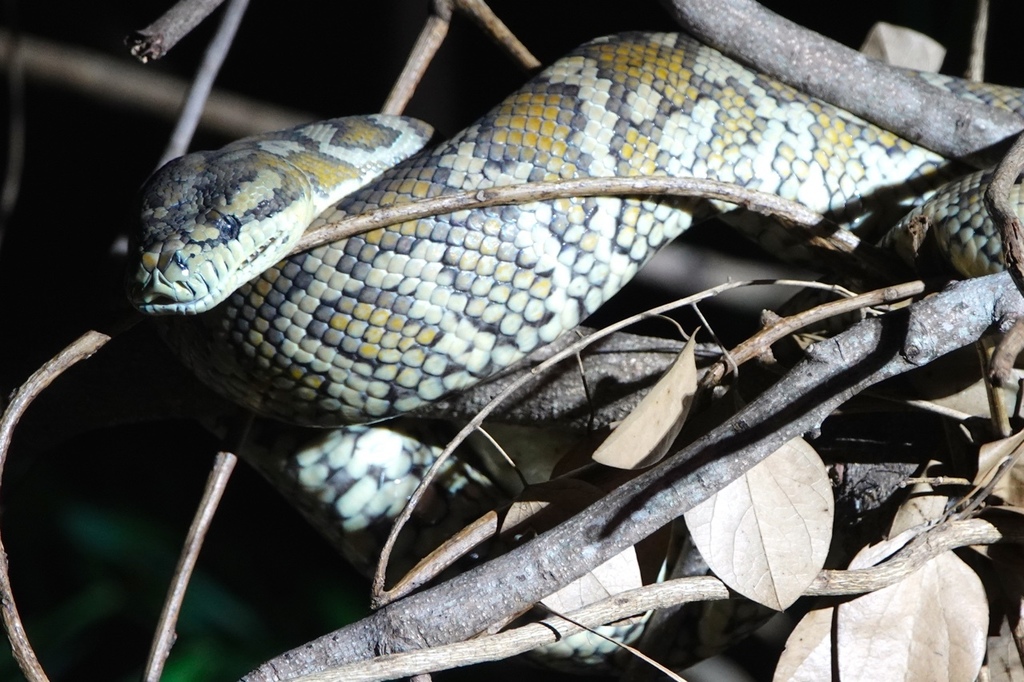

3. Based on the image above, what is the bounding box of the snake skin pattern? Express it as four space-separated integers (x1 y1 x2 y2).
240 420 508 577
129 30 1024 672
134 31 1022 429
130 115 434 314
885 169 1014 275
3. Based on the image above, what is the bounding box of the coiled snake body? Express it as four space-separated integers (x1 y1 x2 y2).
128 31 1024 668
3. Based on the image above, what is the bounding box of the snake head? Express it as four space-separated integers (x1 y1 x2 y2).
127 147 316 315
127 115 434 315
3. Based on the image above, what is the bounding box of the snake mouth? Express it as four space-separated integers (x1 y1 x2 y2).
128 264 219 315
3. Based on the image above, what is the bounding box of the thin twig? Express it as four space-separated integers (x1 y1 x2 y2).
380 3 451 115
158 0 250 166
0 322 137 681
295 175 901 284
452 0 539 69
700 279 927 389
967 0 989 82
382 0 539 115
128 0 226 62
0 18 25 256
299 176 822 251
0 30 312 137
143 449 242 681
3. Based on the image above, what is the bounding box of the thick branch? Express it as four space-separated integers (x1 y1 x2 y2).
260 516 1024 680
242 273 1024 681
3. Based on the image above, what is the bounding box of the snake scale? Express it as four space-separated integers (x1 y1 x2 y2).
127 32 1024 670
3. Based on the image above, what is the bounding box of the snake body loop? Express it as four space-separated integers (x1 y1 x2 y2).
130 32 1024 429
130 31 1024 670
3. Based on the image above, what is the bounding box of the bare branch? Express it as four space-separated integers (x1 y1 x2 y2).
127 0 226 62
0 328 123 681
380 7 450 116
968 0 990 82
262 516 1024 680
158 0 250 165
454 0 539 69
144 450 240 681
700 279 927 389
0 30 313 138
382 0 538 115
295 175 903 284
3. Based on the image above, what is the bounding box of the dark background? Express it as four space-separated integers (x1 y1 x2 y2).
1 1 1022 680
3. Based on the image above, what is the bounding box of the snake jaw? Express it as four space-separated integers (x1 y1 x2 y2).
128 148 317 315
128 241 222 314
128 115 434 316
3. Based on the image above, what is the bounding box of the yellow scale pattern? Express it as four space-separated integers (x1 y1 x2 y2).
162 32 970 427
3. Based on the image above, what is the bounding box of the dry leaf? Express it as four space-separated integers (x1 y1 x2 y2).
837 546 987 682
976 429 1024 507
987 616 1024 682
683 438 833 610
773 605 835 682
889 460 948 536
541 545 643 616
901 346 1024 421
592 334 698 469
860 22 945 71
499 479 646 620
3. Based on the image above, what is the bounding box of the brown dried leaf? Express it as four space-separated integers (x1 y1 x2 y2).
683 438 833 610
592 334 698 469
976 429 1024 507
837 546 987 682
541 544 643 616
902 347 1024 421
987 617 1024 682
499 479 645 620
860 22 945 71
889 460 948 536
773 605 835 682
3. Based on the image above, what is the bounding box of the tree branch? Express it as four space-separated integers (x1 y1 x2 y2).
254 516 1024 681
241 272 1024 681
127 0 227 62
0 29 313 137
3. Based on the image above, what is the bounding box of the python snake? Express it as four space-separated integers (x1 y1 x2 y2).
127 31 1024 670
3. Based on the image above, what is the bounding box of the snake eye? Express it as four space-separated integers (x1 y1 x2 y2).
172 251 190 277
214 213 242 241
